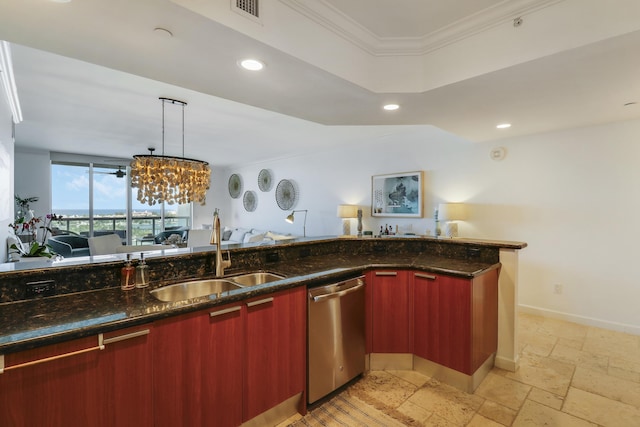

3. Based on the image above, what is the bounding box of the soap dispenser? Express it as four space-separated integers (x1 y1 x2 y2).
135 253 149 288
121 254 135 290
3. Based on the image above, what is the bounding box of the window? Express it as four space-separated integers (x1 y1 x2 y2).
52 160 191 244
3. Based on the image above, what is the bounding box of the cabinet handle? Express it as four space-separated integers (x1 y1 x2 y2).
312 283 364 302
0 334 105 374
210 306 241 317
247 297 274 308
102 329 150 345
415 273 437 280
375 271 397 276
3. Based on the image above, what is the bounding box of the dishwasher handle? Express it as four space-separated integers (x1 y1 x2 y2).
310 281 364 302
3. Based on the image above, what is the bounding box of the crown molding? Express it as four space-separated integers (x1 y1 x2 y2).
279 0 565 56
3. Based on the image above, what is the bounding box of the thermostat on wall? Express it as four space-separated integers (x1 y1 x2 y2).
490 147 507 161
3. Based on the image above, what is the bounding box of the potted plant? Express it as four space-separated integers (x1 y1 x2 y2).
8 213 63 259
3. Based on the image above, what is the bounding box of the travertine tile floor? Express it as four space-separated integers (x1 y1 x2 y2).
283 313 640 426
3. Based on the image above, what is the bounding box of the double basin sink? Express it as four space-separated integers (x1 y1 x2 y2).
150 272 284 302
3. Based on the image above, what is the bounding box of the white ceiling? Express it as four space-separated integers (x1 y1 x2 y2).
1 0 640 167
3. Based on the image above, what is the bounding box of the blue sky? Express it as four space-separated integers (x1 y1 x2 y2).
51 164 154 211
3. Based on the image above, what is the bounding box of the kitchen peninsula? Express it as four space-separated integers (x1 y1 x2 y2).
0 236 526 427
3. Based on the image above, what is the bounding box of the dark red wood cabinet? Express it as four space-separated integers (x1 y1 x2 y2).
0 325 153 427
153 302 244 427
244 286 306 421
412 269 498 375
366 268 498 375
368 270 413 353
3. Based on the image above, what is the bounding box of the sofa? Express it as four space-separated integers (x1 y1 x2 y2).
220 227 297 247
47 235 91 258
154 228 189 244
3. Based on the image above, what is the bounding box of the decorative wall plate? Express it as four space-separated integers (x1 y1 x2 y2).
228 174 242 198
243 190 257 212
275 179 297 210
258 169 273 192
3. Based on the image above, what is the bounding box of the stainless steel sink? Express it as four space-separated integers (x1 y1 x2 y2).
150 279 242 302
228 272 284 287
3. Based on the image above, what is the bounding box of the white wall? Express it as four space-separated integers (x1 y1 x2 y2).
0 89 14 263
14 147 51 218
215 119 640 334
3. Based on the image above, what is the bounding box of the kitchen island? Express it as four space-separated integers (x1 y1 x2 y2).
0 236 526 427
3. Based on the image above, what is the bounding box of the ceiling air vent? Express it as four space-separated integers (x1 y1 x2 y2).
233 0 259 19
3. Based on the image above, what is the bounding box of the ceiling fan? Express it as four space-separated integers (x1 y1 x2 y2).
93 166 126 178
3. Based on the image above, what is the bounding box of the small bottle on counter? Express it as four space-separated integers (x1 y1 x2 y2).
120 254 135 290
135 253 149 288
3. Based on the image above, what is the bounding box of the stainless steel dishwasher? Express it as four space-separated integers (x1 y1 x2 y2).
307 276 365 404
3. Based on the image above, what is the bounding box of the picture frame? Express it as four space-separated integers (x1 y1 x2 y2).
371 171 423 218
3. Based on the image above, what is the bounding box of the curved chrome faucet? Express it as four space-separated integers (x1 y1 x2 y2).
210 209 231 277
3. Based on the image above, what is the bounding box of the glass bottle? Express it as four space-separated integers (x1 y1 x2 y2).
120 254 135 290
135 253 149 288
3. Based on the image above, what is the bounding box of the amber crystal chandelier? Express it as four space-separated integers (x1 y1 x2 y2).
130 98 211 205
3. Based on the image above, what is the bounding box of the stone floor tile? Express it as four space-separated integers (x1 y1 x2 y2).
408 379 484 426
557 336 585 350
539 317 589 341
396 399 434 424
583 328 640 363
512 399 596 427
527 387 564 410
467 413 504 427
348 370 418 408
518 312 545 332
474 372 531 410
564 387 640 426
505 354 574 396
477 400 517 426
423 414 459 427
518 331 557 357
549 343 608 373
388 369 431 387
572 365 640 408
609 356 640 383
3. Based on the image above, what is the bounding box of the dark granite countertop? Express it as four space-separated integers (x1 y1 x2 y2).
0 252 500 355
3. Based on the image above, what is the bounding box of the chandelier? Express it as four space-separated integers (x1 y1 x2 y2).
130 97 211 206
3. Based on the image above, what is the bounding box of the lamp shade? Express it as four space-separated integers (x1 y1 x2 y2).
337 204 358 218
438 203 468 221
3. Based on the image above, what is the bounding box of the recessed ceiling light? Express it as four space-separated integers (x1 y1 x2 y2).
383 104 399 111
50 0 72 3
496 123 511 129
239 59 265 71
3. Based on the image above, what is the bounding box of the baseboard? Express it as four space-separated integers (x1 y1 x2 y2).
519 304 640 336
494 354 519 372
369 353 413 370
413 354 494 393
240 392 302 427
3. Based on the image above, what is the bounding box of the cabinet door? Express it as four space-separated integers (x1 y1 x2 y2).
0 325 153 427
413 272 472 374
413 272 437 361
153 303 243 427
369 270 412 353
244 286 306 421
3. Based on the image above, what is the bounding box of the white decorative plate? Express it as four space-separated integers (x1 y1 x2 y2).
243 190 257 212
275 179 297 210
258 169 273 192
228 174 242 198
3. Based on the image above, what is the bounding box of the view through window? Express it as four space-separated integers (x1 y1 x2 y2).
52 162 191 244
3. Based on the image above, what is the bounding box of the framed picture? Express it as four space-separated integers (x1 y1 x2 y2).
371 171 423 217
